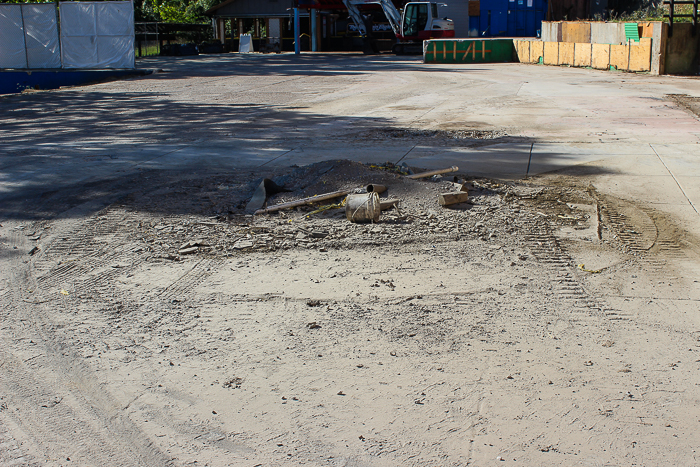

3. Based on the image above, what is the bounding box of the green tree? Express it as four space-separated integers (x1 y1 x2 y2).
136 0 217 23
2 0 216 24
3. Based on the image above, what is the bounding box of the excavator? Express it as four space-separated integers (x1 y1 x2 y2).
342 0 455 54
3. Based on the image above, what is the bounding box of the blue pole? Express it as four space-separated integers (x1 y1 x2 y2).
294 8 300 55
311 8 317 52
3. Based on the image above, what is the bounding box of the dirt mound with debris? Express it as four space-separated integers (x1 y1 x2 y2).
90 159 694 273
117 160 617 261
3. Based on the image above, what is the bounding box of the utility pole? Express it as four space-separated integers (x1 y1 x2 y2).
294 8 300 54
311 8 317 52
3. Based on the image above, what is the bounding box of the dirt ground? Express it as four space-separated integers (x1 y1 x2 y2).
1 55 700 466
669 94 700 119
2 158 699 466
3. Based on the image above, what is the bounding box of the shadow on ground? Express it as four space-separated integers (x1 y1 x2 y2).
135 53 496 79
0 65 613 222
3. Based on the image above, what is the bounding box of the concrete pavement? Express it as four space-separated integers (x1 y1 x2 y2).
0 53 698 235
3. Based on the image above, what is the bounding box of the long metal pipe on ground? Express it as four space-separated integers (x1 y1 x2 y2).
254 189 351 215
406 166 459 179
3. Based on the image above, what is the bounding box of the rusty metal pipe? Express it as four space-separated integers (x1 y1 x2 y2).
366 184 387 194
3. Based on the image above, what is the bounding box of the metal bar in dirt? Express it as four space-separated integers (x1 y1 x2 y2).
395 144 416 165
526 142 534 176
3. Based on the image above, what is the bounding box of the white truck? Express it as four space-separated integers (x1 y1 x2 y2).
342 0 455 54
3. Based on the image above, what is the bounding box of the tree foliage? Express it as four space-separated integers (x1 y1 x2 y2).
2 0 217 23
136 0 217 23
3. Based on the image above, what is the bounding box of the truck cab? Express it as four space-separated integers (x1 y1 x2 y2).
399 2 455 40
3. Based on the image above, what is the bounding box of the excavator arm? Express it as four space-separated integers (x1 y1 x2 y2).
377 0 402 36
342 0 402 38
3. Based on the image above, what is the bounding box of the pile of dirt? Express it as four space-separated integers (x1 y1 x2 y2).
115 160 621 263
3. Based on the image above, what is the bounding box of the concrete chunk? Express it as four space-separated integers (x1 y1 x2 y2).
438 192 470 206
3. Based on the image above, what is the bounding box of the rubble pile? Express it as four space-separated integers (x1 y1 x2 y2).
123 160 601 261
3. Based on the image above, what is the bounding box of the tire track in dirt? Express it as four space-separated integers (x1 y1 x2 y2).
600 199 693 282
159 257 223 301
520 215 610 316
0 416 40 467
600 201 658 253
31 207 148 297
1 215 173 466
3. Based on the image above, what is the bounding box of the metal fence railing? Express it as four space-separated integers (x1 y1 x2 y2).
134 22 212 57
664 0 699 36
135 22 160 57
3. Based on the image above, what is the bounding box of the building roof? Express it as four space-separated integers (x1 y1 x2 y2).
204 0 236 16
206 0 385 17
297 0 348 8
205 0 295 17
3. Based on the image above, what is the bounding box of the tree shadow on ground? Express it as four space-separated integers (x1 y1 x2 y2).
135 53 497 79
0 88 613 222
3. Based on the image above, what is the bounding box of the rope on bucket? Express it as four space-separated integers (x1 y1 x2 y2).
305 195 348 218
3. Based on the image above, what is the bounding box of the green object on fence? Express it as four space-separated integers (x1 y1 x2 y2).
624 23 640 43
423 39 514 64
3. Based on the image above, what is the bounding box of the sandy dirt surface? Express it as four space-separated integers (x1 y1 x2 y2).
1 55 700 466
